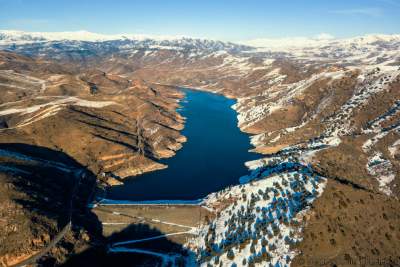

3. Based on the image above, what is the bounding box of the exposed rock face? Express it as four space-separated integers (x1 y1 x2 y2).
0 51 186 182
0 32 400 265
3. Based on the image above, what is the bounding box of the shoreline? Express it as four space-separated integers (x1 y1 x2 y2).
100 85 261 203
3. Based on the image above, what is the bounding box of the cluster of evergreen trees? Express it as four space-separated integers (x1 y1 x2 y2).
199 168 323 266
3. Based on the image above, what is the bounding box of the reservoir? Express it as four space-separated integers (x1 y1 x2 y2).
107 89 259 200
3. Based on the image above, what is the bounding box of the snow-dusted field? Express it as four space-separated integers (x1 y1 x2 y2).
0 96 117 129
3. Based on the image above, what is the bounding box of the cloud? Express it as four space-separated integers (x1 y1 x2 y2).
314 33 335 40
330 7 383 17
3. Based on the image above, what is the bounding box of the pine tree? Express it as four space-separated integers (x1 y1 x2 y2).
250 243 256 254
227 248 235 260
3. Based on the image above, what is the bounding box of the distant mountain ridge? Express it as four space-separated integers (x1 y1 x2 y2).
241 33 400 50
0 30 252 53
1 29 400 52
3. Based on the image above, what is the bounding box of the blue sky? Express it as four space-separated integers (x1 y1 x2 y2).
0 0 399 41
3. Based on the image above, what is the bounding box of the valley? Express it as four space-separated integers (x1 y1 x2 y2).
0 30 399 266
107 88 259 201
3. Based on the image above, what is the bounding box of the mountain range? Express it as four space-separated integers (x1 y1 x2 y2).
0 30 399 266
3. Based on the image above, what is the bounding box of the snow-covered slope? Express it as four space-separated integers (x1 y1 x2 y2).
0 30 119 43
2 30 399 57
0 30 251 52
242 33 400 51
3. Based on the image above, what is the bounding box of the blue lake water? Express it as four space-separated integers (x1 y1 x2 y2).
107 89 259 200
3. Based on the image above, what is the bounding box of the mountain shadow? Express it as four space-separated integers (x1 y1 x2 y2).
0 143 196 266
0 143 103 266
61 223 196 267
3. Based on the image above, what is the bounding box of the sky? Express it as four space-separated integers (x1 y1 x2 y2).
0 0 399 41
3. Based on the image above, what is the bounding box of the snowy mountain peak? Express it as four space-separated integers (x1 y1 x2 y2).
0 29 204 44
1 30 399 57
0 29 252 53
0 29 234 44
241 33 400 51
0 30 116 43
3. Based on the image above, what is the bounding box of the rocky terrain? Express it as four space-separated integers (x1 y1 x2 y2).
0 50 186 265
0 31 399 266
